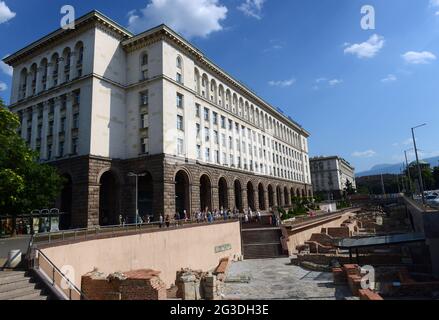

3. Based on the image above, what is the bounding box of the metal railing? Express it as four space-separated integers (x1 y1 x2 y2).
283 208 358 230
30 247 87 300
31 218 240 246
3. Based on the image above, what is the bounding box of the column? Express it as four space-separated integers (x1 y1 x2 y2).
69 52 76 79
228 187 235 211
212 185 219 210
264 190 269 212
242 188 248 211
253 189 259 211
58 57 66 84
35 67 43 94
25 72 32 98
65 93 73 155
53 97 61 158
20 110 28 140
47 62 54 89
30 105 38 150
191 183 201 212
273 190 278 207
40 102 49 160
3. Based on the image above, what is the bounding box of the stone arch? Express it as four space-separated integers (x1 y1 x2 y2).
98 170 121 226
59 173 73 230
258 183 266 211
268 185 275 208
284 187 290 206
276 185 282 207
234 179 243 211
200 174 212 211
218 177 228 210
247 181 255 211
175 170 190 218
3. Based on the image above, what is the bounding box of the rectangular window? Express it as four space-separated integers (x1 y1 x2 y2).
196 123 201 137
195 103 200 117
60 117 66 133
223 152 227 165
140 138 148 154
229 137 233 149
72 138 78 154
213 112 218 125
230 155 234 166
204 127 209 142
47 144 52 159
204 108 209 121
59 141 64 157
228 119 233 130
176 72 182 84
177 115 184 131
141 113 148 128
73 113 79 129
176 93 184 109
196 145 201 160
205 148 210 161
140 92 148 105
213 130 219 144
48 121 54 136
221 133 226 147
177 139 184 155
215 150 220 164
221 116 226 129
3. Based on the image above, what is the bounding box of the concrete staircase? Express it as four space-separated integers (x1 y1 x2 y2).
241 217 286 259
0 270 51 300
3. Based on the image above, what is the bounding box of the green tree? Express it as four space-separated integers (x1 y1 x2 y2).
0 99 64 235
344 180 356 196
433 167 439 189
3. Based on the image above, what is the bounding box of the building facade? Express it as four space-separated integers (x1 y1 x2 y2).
310 156 356 200
3 11 312 229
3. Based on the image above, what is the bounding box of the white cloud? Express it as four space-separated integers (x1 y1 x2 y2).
436 11 439 15
381 74 397 83
0 1 15 24
328 79 343 86
237 0 265 19
402 51 436 64
344 34 385 59
268 78 296 88
352 150 376 158
0 81 7 92
315 77 327 83
127 0 228 39
430 0 439 7
0 55 12 76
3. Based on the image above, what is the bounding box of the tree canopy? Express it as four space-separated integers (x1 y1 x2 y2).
0 99 63 224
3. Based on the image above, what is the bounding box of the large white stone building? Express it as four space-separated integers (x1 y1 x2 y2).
3 10 313 228
309 156 356 200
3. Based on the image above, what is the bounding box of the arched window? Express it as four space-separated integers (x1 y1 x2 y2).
74 41 84 78
176 56 183 84
141 53 148 66
140 52 149 81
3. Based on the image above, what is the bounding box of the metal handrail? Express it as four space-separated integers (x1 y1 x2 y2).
31 218 240 246
32 248 87 300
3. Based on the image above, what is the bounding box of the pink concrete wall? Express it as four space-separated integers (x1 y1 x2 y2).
41 222 241 289
282 212 354 255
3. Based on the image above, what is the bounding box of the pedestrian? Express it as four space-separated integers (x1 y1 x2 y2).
159 214 164 228
165 214 170 228
257 210 261 223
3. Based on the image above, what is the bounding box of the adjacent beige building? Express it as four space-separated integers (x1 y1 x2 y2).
310 156 356 200
3 10 313 229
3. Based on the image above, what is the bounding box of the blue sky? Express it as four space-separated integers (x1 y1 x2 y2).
0 0 438 172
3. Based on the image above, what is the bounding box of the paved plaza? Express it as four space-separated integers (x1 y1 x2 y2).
223 258 352 300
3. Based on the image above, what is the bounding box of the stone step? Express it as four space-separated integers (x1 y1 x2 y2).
0 277 32 293
0 271 26 279
10 291 49 300
0 283 41 300
0 272 27 285
243 243 285 260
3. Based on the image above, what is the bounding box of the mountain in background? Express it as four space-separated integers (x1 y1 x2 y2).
356 156 439 177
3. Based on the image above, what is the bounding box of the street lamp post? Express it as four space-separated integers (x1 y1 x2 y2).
404 150 414 194
411 124 427 205
128 172 146 226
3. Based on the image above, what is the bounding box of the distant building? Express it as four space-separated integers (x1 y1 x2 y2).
310 156 356 200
